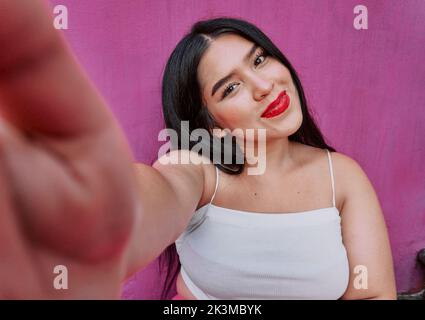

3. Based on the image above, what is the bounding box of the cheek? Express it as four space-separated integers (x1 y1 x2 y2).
217 97 253 128
289 94 304 127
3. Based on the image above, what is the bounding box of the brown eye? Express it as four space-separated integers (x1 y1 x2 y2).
222 82 239 98
254 50 268 67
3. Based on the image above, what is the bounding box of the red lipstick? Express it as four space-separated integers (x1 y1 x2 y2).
261 90 290 118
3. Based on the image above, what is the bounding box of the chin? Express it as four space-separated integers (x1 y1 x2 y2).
290 117 303 130
266 111 303 134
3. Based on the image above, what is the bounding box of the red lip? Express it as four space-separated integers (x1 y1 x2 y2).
261 90 290 118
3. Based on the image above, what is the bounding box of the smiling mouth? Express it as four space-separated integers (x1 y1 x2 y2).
261 90 290 118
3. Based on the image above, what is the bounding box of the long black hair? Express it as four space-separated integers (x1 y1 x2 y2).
158 17 336 299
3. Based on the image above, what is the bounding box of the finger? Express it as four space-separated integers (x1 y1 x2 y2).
0 0 114 137
0 162 43 299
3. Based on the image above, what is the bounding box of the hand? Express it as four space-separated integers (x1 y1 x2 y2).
0 0 139 298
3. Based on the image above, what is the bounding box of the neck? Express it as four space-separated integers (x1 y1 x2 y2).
237 135 298 177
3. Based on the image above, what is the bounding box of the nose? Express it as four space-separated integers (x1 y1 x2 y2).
251 74 274 101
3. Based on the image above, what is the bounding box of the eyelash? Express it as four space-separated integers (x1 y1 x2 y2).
221 50 268 99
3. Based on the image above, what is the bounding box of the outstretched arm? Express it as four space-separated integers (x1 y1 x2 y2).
335 153 397 300
0 0 211 298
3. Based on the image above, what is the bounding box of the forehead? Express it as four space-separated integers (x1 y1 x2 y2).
197 34 255 95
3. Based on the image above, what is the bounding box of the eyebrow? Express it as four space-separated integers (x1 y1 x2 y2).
210 43 259 97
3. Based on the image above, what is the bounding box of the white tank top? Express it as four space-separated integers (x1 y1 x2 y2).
175 149 349 299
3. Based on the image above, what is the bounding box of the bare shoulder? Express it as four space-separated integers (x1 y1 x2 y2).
151 149 217 210
295 142 371 212
328 150 362 174
295 143 366 179
329 151 369 185
328 150 375 212
294 144 361 176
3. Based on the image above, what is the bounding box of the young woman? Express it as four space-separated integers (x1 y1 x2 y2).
0 1 395 299
133 17 397 300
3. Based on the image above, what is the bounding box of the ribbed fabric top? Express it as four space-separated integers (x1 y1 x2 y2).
175 149 349 299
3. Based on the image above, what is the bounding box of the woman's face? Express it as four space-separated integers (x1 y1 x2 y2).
197 34 303 141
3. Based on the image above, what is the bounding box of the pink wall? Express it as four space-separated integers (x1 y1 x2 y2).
48 0 425 296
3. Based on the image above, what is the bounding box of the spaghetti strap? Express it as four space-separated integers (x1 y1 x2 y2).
326 149 336 207
209 166 219 205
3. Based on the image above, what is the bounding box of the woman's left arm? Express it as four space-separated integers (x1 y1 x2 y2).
334 153 397 300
